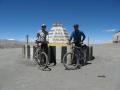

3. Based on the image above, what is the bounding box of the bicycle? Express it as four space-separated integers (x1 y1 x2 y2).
62 42 87 70
33 43 51 71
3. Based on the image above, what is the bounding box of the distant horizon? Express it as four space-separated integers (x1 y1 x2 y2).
0 37 113 44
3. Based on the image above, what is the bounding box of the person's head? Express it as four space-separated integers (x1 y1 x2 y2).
73 24 79 31
41 24 46 31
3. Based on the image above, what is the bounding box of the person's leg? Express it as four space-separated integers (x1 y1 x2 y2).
44 43 48 54
74 42 82 65
44 43 49 64
41 43 44 51
72 42 79 64
81 44 88 65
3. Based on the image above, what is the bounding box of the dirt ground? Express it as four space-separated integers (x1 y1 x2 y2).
0 44 120 90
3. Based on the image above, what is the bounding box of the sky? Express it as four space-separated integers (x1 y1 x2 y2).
0 0 120 43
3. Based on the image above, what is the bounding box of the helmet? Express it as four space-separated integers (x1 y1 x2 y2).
41 24 46 28
73 24 79 28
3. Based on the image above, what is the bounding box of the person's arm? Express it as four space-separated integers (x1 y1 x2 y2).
81 32 86 42
35 33 40 43
37 33 40 38
46 31 48 35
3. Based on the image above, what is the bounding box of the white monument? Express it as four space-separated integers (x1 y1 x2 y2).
48 23 69 46
113 31 120 43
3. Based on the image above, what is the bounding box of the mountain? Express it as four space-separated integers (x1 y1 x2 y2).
0 39 24 48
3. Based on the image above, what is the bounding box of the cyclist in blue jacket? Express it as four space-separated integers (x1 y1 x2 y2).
69 24 86 47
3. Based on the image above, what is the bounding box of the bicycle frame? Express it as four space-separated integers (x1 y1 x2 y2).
71 43 86 64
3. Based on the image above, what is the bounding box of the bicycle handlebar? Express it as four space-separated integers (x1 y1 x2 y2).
71 42 83 44
35 40 49 44
73 45 81 49
67 42 84 50
68 42 84 46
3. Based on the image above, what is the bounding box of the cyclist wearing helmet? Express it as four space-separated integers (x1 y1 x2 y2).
69 24 86 46
36 24 48 54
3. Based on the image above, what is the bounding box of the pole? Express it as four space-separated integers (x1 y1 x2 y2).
88 36 89 46
88 36 90 61
26 35 29 44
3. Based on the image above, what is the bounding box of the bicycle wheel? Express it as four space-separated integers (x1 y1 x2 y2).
83 50 87 65
80 50 87 66
62 52 81 70
33 49 39 65
37 51 48 70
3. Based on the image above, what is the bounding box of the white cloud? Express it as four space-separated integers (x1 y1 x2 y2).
86 39 112 44
7 39 15 41
105 29 116 32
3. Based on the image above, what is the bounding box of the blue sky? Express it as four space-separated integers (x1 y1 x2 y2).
0 0 120 43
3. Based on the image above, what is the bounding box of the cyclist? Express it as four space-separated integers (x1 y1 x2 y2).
69 24 87 65
36 24 48 54
36 24 56 66
69 24 86 46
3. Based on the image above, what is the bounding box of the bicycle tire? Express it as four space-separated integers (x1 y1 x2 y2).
37 51 49 70
62 52 81 70
33 49 39 65
80 50 87 66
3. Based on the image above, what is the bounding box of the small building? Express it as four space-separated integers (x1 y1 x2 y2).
48 23 69 46
113 31 120 43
